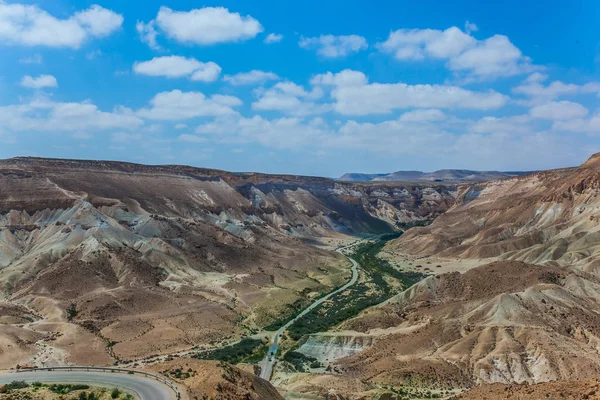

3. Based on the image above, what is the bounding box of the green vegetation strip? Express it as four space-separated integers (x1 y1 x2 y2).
193 338 267 364
286 234 427 340
0 381 134 399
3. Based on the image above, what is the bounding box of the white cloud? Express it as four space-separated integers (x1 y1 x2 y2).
299 34 368 57
335 119 453 152
264 33 283 44
198 112 589 171
469 115 534 135
524 72 548 83
398 109 446 122
136 21 160 50
0 98 143 132
137 90 242 120
513 75 600 105
378 27 535 80
311 69 368 87
252 82 329 116
448 35 536 79
514 79 580 99
175 123 187 129
0 2 122 48
141 6 262 46
530 101 589 120
318 70 508 115
133 56 221 82
552 113 600 133
377 27 474 60
73 5 123 37
197 115 329 148
20 74 58 89
224 70 280 86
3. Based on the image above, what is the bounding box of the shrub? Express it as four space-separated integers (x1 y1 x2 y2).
6 380 29 390
66 302 78 321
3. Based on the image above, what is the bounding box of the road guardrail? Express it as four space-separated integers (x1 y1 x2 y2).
14 366 181 399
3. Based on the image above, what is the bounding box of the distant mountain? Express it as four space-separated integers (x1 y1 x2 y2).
338 169 533 182
337 173 388 181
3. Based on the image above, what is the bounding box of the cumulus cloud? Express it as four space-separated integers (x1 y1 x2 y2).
0 2 123 48
469 115 534 134
197 115 329 148
513 74 600 105
137 90 242 120
0 98 143 132
252 82 329 116
398 109 446 122
299 34 368 57
530 101 589 120
133 56 221 82
223 70 280 85
21 74 58 89
524 72 548 83
192 110 584 172
73 5 124 37
311 69 368 87
377 27 474 60
136 21 161 50
377 26 535 80
264 33 283 44
448 35 536 79
552 112 600 133
315 70 508 115
138 6 262 47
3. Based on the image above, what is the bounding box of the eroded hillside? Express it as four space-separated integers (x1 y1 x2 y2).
0 157 454 367
272 154 600 399
389 153 600 272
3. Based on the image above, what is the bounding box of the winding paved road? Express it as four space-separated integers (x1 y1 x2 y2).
0 370 174 400
259 240 363 380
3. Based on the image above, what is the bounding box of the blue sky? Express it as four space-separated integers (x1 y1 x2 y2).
1 0 600 177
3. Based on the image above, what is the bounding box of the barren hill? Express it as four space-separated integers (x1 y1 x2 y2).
335 260 600 389
286 153 600 397
388 153 600 271
0 157 454 367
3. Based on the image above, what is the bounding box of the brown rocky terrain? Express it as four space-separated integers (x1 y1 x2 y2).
389 153 600 271
319 259 600 396
267 154 600 399
148 359 283 400
7 155 600 398
453 380 600 399
0 157 454 367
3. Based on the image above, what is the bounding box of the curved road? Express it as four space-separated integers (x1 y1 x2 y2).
259 241 362 380
0 370 174 400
